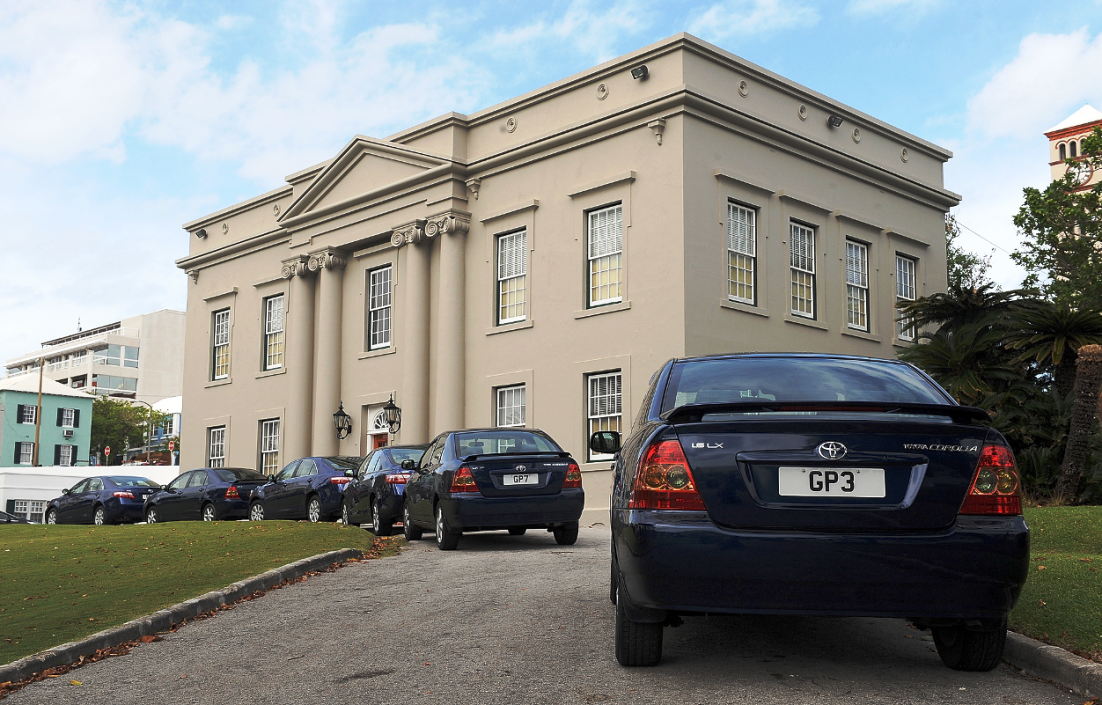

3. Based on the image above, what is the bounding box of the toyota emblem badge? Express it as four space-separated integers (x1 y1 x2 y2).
817 441 848 460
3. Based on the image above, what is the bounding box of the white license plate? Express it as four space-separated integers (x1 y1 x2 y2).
503 473 538 486
777 467 885 498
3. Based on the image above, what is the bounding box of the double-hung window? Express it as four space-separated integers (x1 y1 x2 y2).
789 223 816 318
60 408 76 427
263 294 284 370
57 445 74 466
587 372 622 461
208 426 226 468
728 203 757 304
16 442 33 465
497 230 527 324
211 309 230 380
368 266 392 349
896 256 918 341
845 241 869 331
260 419 280 475
587 205 623 307
19 405 37 425
495 385 526 428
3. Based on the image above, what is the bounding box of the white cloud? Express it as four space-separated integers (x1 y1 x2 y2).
686 0 819 42
967 28 1102 140
846 0 939 15
485 0 653 65
214 14 253 31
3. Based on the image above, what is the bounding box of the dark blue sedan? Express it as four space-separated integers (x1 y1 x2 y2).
249 456 361 522
342 445 427 535
144 467 271 523
593 353 1029 671
402 429 584 550
44 476 161 525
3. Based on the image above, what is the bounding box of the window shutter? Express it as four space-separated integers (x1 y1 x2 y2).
13 445 20 464
54 445 61 465
73 409 81 428
5 500 14 514
17 404 24 422
57 408 64 426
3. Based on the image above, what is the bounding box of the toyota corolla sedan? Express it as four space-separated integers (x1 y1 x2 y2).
144 467 271 523
593 353 1029 671
342 445 427 535
45 476 161 525
249 456 361 522
402 429 584 550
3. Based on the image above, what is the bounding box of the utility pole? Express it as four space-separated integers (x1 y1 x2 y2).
32 356 44 466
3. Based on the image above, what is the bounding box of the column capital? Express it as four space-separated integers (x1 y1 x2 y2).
391 219 426 248
281 254 311 279
307 248 347 272
425 212 471 239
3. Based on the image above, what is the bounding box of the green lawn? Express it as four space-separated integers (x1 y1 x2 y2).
1011 506 1102 661
0 522 378 665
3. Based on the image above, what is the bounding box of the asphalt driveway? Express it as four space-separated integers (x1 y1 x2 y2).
8 527 1078 704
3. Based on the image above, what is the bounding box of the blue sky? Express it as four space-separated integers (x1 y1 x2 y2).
2 0 1102 367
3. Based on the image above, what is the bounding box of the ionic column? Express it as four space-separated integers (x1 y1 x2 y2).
429 213 470 433
394 222 430 443
281 255 314 463
309 248 347 456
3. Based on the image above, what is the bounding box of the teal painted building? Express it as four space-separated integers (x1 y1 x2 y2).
0 373 93 467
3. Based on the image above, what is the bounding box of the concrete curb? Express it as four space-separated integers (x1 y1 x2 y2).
1004 631 1102 698
0 547 362 686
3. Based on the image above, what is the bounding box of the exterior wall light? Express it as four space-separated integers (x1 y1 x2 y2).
828 115 844 128
382 395 402 435
631 65 649 80
333 401 352 440
195 229 207 239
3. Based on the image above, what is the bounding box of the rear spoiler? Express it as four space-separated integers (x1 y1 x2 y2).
660 401 991 426
460 451 573 462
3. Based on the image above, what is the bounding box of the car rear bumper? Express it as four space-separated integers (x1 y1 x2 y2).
107 499 146 523
218 498 250 519
444 490 585 530
614 509 1030 620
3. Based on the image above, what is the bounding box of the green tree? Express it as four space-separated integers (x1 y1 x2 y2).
945 214 993 290
1004 299 1102 397
89 397 167 465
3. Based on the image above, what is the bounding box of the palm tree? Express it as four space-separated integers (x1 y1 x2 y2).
898 323 1023 407
1054 344 1102 501
1004 300 1102 397
896 282 1021 333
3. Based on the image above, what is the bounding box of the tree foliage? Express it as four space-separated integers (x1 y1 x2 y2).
89 397 169 465
945 214 993 290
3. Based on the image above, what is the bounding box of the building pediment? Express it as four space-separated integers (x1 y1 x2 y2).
280 136 455 224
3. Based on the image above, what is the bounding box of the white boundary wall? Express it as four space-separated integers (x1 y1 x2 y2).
1 466 182 519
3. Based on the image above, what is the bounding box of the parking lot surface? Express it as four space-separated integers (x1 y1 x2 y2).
8 527 1078 704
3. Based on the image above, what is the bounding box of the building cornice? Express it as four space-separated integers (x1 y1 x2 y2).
1045 120 1102 140
182 184 292 232
175 228 290 271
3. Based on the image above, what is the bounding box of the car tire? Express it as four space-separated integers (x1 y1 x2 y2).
201 503 217 522
93 506 107 526
615 585 663 667
435 504 460 551
45 509 58 525
249 501 265 522
508 527 527 536
552 521 579 546
307 496 322 523
371 497 391 537
145 506 159 524
342 502 353 527
932 618 1007 671
403 503 423 541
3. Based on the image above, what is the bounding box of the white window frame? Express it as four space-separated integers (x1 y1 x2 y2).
495 385 526 428
789 223 816 319
61 408 76 427
727 203 757 305
212 309 230 380
497 230 527 324
587 204 623 307
12 500 46 523
58 445 74 467
263 294 285 371
845 240 870 331
896 255 918 341
260 419 280 475
587 371 622 461
368 266 392 350
20 405 37 425
18 442 34 465
208 426 226 468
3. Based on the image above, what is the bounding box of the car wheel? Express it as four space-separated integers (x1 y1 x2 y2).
145 506 159 524
342 502 353 527
371 497 391 537
249 502 265 522
45 509 58 525
403 503 423 541
435 504 460 551
307 496 322 523
201 504 217 522
508 527 526 536
93 506 107 526
615 585 663 667
552 521 579 546
932 618 1007 671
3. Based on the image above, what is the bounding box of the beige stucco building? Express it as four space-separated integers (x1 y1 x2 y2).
1045 104 1102 189
176 34 960 516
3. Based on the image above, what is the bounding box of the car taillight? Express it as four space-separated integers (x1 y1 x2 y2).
629 439 706 510
959 445 1022 516
449 466 479 493
329 477 352 485
225 485 240 499
385 473 409 484
563 463 582 489
112 491 135 499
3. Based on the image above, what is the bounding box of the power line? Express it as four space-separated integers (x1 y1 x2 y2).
954 219 1015 256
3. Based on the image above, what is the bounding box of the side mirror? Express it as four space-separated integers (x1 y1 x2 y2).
589 431 621 455
344 469 355 478
401 459 416 470
62 489 71 495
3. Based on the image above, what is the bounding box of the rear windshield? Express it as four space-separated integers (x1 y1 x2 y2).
214 468 269 482
455 431 561 456
108 477 160 488
322 456 362 471
663 357 949 414
387 448 425 465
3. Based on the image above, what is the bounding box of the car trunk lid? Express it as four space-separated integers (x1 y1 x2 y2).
462 453 573 497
